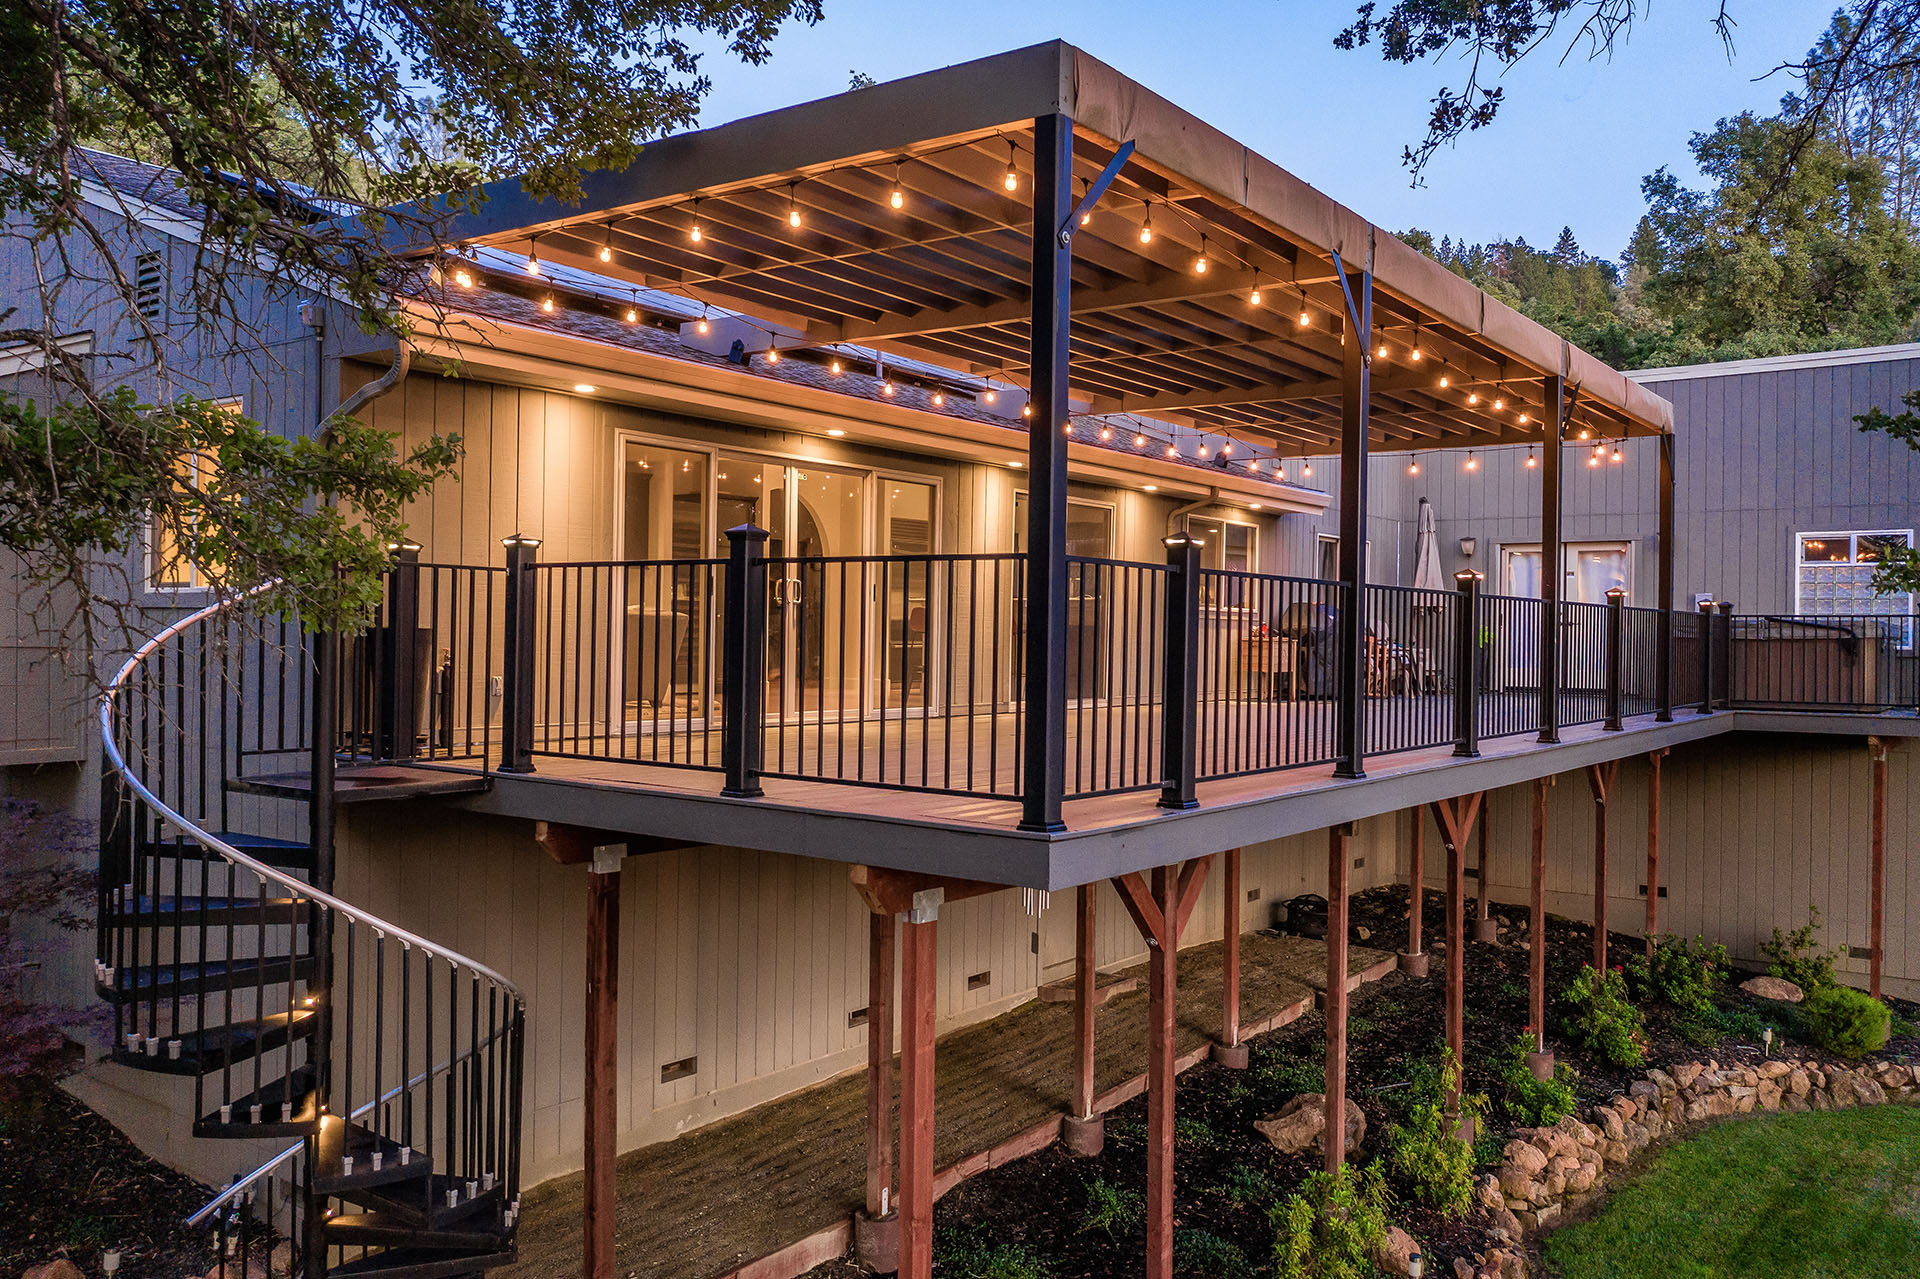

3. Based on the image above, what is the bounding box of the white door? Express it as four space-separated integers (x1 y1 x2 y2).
1502 542 1630 692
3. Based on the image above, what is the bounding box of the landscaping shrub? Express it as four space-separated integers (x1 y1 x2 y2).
1801 985 1892 1059
1174 1227 1250 1277
1270 1163 1393 1279
1174 1115 1218 1148
1079 1176 1144 1238
1624 933 1728 1015
1494 1030 1579 1127
1382 1054 1482 1217
1558 965 1646 1068
1760 905 1846 991
1255 1049 1325 1096
933 1226 1053 1279
1218 1164 1275 1208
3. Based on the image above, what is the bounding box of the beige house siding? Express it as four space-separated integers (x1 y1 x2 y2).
1418 735 1918 999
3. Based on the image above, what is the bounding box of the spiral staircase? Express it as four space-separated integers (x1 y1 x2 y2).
97 590 526 1278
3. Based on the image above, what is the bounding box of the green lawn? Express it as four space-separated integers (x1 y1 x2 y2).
1546 1105 1920 1279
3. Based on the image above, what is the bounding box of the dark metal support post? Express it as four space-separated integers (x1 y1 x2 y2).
499 535 540 773
722 523 770 797
1333 255 1373 779
378 543 422 760
1696 600 1715 715
1538 375 1565 743
1715 601 1733 707
1604 587 1627 730
1655 433 1676 721
306 624 339 1178
1020 112 1075 832
1452 571 1482 757
1159 533 1202 810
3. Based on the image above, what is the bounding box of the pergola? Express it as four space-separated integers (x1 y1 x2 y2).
424 40 1677 1279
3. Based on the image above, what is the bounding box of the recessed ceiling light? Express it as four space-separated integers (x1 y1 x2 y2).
1249 502 1264 510
827 428 846 436
1008 460 1023 468
1143 484 1158 492
573 384 596 394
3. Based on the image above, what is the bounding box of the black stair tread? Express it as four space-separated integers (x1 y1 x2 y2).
140 830 315 870
228 765 489 804
341 1176 505 1231
313 1119 431 1193
101 954 316 1003
326 1246 515 1278
321 1211 506 1251
194 1065 320 1137
109 1009 318 1075
111 893 307 926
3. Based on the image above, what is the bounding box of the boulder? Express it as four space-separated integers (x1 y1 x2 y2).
1254 1092 1366 1157
1672 1062 1705 1090
1565 1158 1601 1194
1491 1206 1524 1240
1598 1108 1626 1141
1476 1173 1505 1213
1504 1140 1549 1175
1739 975 1804 1002
23 1264 85 1279
1756 1060 1792 1080
1376 1226 1422 1278
1455 1257 1477 1279
1787 1068 1811 1097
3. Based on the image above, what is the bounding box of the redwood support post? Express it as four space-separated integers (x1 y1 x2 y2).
1538 375 1565 744
856 910 898 1266
1063 883 1104 1156
1529 779 1551 1070
1110 858 1211 1279
1399 811 1428 975
1146 866 1177 1279
1428 794 1483 1114
1645 750 1665 956
1214 848 1247 1067
1325 824 1352 1174
584 846 623 1279
1586 762 1619 977
1871 737 1889 999
898 905 940 1279
1472 800 1497 943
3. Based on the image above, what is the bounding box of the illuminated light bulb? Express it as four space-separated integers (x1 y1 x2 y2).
690 200 703 243
765 343 780 364
1408 458 1420 476
541 295 554 312
1588 453 1601 468
1140 201 1154 244
1297 307 1310 327
1250 286 1263 306
1251 501 1264 510
827 428 846 437
1134 433 1147 447
787 184 802 229
1302 462 1313 477
1165 443 1177 457
1100 425 1112 440
830 360 843 374
1439 375 1450 389
1004 141 1019 192
1612 445 1624 464
1276 466 1287 481
1494 397 1505 411
890 162 906 211
1198 443 1210 457
1579 427 1591 440
598 227 613 263
1143 483 1157 492
453 268 473 288
1518 413 1529 425
985 388 998 403
1410 346 1422 361
1062 423 1072 437
525 242 541 276
1525 449 1538 469
1194 236 1209 275
625 306 637 323
1377 343 1389 359
1468 392 1480 405
1222 441 1233 455
1021 404 1033 418
932 391 945 407
1247 458 1260 472
696 315 710 336
881 382 895 396
1465 452 1479 472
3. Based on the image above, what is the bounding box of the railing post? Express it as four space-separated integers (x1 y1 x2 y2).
1604 587 1626 730
1715 601 1734 708
1654 432 1675 721
1159 533 1202 810
378 542 422 760
1695 600 1715 715
722 523 770 798
1452 571 1482 758
499 534 541 773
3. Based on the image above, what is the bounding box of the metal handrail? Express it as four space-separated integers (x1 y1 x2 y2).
100 584 528 1227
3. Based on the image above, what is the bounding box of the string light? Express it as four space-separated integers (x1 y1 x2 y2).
787 184 802 229
625 290 638 324
1439 375 1450 389
689 199 703 243
1004 140 1019 192
1194 235 1210 275
985 386 998 404
1465 450 1479 472
1198 442 1210 457
1588 443 1603 468
1612 443 1625 464
1250 281 1263 306
830 359 843 375
1302 462 1313 477
932 391 945 407
882 381 895 396
1166 443 1177 457
765 338 781 364
1518 413 1530 425
1377 342 1389 360
1022 404 1033 418
1222 441 1233 455
1063 423 1073 437
1525 447 1538 469
1297 298 1311 327
697 305 710 336
1139 200 1154 245
598 223 613 263
1408 455 1420 476
1277 465 1287 481
1410 328 1423 361
453 267 473 288
1468 392 1480 406
890 162 906 211
1493 396 1505 411
1100 424 1113 440
526 237 541 276
1134 432 1147 447
541 294 554 312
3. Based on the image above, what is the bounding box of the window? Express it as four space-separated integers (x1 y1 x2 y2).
148 449 215 590
1795 530 1914 619
1316 534 1373 582
1191 516 1256 606
134 252 165 320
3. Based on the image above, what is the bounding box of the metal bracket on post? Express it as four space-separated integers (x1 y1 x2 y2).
1452 571 1482 757
589 843 627 876
722 523 770 798
903 887 944 925
499 534 541 773
1604 588 1627 730
1159 533 1202 810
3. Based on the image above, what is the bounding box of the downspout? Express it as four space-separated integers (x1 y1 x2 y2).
330 341 412 429
1164 486 1221 538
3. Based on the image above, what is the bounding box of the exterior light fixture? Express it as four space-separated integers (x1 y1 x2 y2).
1439 375 1450 389
1250 282 1263 306
1004 140 1019 192
891 162 906 211
689 198 703 243
1408 456 1420 476
541 295 554 312
1139 200 1154 245
598 223 613 263
1143 483 1158 492
453 267 473 288
1465 451 1479 472
1250 501 1264 510
932 391 945 407
1459 536 1478 557
1008 459 1023 468
501 533 543 549
525 237 540 275
1194 235 1210 275
1525 447 1538 469
788 183 802 229
697 305 710 335
827 428 846 436
573 383 595 394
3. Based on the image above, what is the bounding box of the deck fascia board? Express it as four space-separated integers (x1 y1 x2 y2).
446 710 1917 890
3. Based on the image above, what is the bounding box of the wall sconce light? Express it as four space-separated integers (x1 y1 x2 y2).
1458 536 1478 558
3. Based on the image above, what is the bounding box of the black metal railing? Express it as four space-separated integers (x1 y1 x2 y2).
1474 592 1547 740
1194 572 1343 781
1064 556 1167 798
1725 613 1919 712
1362 583 1459 757
99 590 527 1275
342 557 504 766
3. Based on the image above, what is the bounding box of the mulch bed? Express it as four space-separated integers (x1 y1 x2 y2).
0 1075 219 1279
805 884 1920 1277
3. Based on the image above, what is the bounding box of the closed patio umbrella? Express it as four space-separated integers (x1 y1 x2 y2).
1412 496 1443 593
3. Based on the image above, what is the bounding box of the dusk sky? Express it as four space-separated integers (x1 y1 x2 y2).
688 1 1841 264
